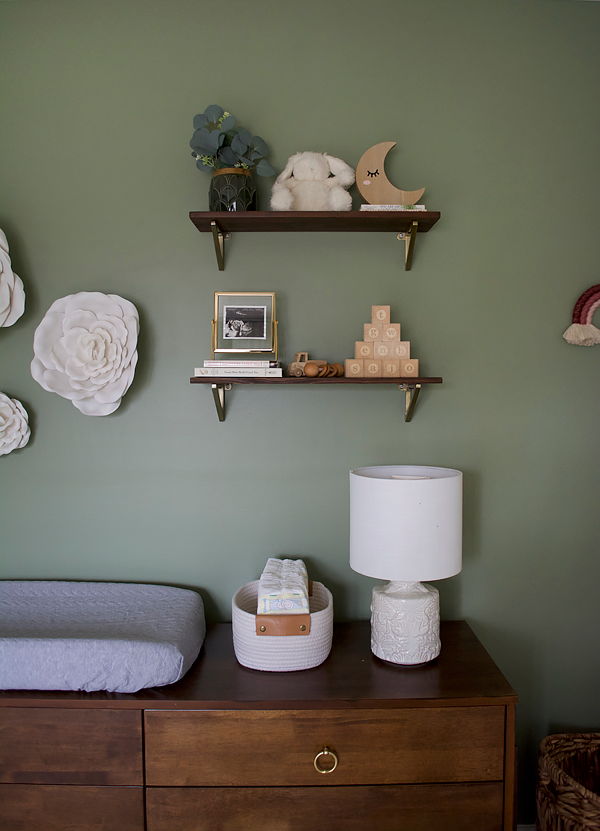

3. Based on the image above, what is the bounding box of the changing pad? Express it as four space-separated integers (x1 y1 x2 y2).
0 580 206 693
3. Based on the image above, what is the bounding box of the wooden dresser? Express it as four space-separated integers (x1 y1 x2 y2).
0 621 517 831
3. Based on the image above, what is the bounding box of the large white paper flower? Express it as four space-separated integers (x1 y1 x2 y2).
0 393 30 455
31 291 139 416
0 229 26 327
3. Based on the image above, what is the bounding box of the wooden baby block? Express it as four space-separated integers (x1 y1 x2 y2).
390 341 411 359
400 359 419 377
371 306 390 325
364 324 381 342
345 358 364 377
355 341 374 359
373 341 391 358
382 323 401 341
364 359 382 377
383 359 401 377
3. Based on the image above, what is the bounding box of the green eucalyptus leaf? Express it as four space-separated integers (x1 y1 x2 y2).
190 126 207 142
237 127 253 146
251 136 268 157
256 158 275 177
220 114 236 131
202 130 222 154
219 146 238 165
203 104 224 123
189 140 209 153
193 113 208 130
231 134 248 156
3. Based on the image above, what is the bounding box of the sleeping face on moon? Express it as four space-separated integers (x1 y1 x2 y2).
356 142 425 206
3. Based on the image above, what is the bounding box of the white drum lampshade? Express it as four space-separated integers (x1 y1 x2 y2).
350 465 463 665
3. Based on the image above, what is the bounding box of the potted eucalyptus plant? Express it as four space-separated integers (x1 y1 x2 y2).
190 105 275 211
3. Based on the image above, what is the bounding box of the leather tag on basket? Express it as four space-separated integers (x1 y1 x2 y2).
255 614 311 636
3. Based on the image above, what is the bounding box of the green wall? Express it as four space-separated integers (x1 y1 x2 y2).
1 0 599 821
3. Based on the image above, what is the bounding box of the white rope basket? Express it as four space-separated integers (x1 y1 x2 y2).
232 580 334 672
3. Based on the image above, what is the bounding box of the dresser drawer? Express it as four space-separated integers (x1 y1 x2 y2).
145 707 506 787
0 708 143 785
0 784 144 831
147 782 505 831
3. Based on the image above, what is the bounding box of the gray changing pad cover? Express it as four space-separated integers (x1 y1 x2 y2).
0 581 206 693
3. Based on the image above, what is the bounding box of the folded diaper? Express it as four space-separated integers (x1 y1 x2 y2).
257 558 309 615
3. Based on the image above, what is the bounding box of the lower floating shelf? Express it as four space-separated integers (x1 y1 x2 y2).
190 376 443 423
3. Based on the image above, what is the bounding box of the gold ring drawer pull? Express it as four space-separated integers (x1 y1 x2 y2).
313 746 338 774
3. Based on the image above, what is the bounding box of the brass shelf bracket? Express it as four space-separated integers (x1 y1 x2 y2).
211 383 232 421
397 220 419 271
211 221 230 271
399 383 422 422
193 378 438 423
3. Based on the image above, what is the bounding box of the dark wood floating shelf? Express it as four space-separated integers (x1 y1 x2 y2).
190 376 443 423
189 210 441 271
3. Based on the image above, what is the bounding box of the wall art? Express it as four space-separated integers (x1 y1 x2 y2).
563 284 600 346
0 229 25 327
0 393 30 455
31 291 139 416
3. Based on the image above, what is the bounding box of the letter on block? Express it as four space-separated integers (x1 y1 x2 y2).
365 359 382 378
382 323 401 341
364 324 381 342
383 359 401 377
391 341 410 359
355 341 373 359
345 358 364 377
371 305 390 325
400 359 419 377
374 341 391 358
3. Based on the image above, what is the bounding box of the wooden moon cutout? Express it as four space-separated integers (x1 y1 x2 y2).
356 142 425 206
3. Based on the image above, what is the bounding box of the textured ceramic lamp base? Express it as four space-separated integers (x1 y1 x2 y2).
370 581 441 665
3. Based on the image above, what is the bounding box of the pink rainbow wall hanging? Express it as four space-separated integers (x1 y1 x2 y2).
563 284 600 346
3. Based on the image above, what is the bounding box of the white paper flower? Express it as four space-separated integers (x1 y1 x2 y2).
0 393 30 455
31 291 139 416
0 229 26 327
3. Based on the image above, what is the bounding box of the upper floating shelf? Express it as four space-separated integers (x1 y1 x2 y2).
189 210 441 271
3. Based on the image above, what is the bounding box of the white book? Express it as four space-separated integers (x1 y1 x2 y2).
360 204 427 211
194 367 283 377
203 360 279 367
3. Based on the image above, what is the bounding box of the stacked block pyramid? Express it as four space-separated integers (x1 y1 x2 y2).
345 305 420 378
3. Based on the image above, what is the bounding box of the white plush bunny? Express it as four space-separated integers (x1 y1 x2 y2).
270 152 355 211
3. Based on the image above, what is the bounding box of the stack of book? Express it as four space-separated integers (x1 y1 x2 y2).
359 204 427 211
194 360 282 377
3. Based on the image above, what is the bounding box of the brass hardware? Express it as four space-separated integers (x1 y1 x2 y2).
207 381 427 422
256 613 311 636
314 746 338 774
398 383 421 422
211 221 230 271
211 383 231 422
397 220 419 270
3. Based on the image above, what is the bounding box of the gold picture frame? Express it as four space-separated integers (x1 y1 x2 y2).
212 292 277 359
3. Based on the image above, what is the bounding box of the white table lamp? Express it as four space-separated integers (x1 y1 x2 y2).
350 465 463 666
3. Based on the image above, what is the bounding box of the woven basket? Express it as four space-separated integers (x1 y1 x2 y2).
537 733 600 831
232 580 333 672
